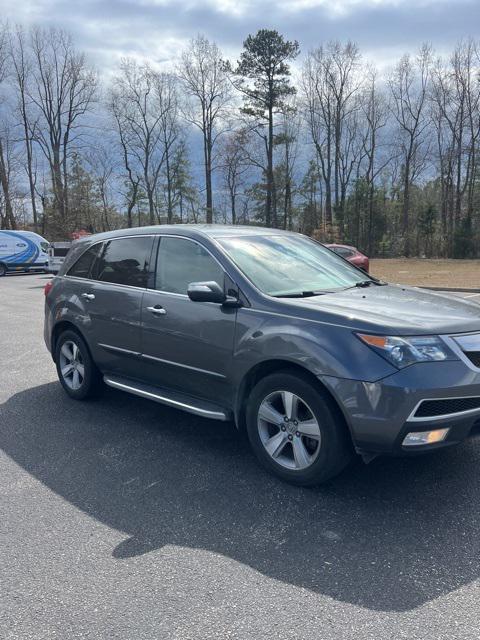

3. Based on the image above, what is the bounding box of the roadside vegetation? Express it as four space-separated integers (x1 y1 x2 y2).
0 26 480 258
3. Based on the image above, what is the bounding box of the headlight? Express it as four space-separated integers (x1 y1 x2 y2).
357 334 455 369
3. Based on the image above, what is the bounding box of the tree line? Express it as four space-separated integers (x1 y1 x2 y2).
1 24 480 258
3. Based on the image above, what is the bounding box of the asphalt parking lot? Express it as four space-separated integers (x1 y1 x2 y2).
2 273 480 640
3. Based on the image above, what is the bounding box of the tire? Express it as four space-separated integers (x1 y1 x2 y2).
0 263 6 277
246 371 352 486
55 329 102 400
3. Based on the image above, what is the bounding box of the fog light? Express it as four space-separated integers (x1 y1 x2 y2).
402 428 450 446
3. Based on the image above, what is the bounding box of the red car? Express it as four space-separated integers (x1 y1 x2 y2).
325 243 369 272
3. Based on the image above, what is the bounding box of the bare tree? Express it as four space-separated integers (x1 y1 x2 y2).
0 127 18 230
27 27 96 233
0 25 16 229
218 129 249 224
303 49 335 228
276 104 300 230
109 94 141 229
157 74 181 224
302 41 362 229
179 34 231 223
9 25 40 231
361 69 389 253
86 145 116 232
431 41 480 254
388 45 431 255
110 60 174 225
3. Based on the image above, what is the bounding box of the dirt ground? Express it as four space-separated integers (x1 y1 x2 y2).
370 259 480 289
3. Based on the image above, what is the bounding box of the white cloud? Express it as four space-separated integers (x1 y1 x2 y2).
0 0 477 75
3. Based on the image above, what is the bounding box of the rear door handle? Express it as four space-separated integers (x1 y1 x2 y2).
147 305 166 316
81 293 95 301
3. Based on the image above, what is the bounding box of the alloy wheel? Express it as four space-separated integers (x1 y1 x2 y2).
59 340 85 390
257 390 321 470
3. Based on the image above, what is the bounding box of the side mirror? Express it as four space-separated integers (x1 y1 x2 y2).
187 281 226 304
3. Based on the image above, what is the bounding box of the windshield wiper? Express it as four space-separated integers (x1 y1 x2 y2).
355 277 387 288
275 278 387 297
274 291 326 298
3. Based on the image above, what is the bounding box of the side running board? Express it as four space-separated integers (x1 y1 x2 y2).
103 375 230 421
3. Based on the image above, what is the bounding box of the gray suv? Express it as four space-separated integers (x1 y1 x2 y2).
44 225 480 484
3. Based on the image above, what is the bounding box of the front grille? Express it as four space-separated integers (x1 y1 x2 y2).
414 397 480 418
465 351 480 368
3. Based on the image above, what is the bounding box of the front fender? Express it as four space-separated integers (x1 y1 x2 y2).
232 308 396 384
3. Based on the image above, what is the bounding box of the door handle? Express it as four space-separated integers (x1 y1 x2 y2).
81 293 95 301
147 305 166 315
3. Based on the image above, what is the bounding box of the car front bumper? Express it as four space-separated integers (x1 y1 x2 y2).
320 361 480 455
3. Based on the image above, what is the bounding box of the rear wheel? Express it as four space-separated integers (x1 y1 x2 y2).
0 263 6 277
246 372 352 485
55 330 102 400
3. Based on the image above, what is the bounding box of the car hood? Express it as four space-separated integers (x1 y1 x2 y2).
281 284 480 335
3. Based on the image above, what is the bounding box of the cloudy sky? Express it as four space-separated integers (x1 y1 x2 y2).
2 0 479 71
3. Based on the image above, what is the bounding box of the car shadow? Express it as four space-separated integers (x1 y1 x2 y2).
2 381 480 612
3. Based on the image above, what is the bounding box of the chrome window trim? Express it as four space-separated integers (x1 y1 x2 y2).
145 288 188 299
64 234 156 290
63 274 148 292
63 232 242 298
407 395 480 422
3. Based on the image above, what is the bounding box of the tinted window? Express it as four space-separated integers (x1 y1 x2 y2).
156 237 224 294
95 237 152 287
67 243 103 279
53 247 70 257
332 247 354 258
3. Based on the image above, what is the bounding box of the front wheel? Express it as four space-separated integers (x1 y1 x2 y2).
246 372 352 485
0 263 6 277
55 330 102 400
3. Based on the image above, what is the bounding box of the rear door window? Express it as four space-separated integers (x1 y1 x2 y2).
95 236 153 288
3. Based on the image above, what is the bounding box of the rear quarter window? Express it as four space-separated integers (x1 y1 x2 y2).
67 243 103 279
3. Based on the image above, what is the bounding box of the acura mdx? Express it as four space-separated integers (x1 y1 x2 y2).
44 226 480 484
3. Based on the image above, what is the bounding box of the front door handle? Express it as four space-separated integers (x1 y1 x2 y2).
147 305 166 316
81 293 95 301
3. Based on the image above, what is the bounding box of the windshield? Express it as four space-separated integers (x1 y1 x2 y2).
217 234 370 296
